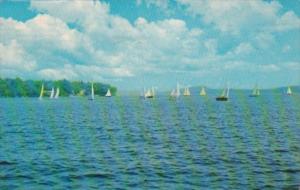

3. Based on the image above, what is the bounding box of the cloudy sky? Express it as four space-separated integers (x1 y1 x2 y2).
0 0 299 90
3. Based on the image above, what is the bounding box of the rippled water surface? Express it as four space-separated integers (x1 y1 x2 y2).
0 91 300 189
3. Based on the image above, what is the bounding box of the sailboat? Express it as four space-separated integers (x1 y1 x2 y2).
176 83 180 97
249 84 260 97
105 88 112 97
287 86 292 95
200 87 206 96
144 88 154 98
170 83 180 98
170 89 176 97
54 88 60 99
39 84 44 100
89 82 95 100
183 86 191 96
50 88 55 99
216 86 229 101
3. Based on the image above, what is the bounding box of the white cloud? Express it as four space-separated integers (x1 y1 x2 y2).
254 32 275 49
1 0 205 82
176 0 300 34
137 0 171 14
232 42 254 55
38 65 79 80
276 11 300 31
0 40 36 71
0 0 298 89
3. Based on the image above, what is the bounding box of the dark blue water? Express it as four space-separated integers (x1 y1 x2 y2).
0 91 300 189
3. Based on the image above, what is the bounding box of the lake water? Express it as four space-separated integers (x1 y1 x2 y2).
0 91 300 189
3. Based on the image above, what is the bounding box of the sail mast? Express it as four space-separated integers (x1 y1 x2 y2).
176 83 180 97
226 86 230 98
91 82 94 100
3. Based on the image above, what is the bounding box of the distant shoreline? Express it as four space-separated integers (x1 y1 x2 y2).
0 77 117 97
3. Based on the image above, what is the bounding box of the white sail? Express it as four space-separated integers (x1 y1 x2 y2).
91 83 94 100
54 88 60 99
50 87 54 99
183 87 191 96
145 89 152 97
221 88 226 97
226 87 230 98
252 87 257 95
176 83 181 97
287 86 292 95
170 89 176 96
105 89 112 97
39 84 44 100
252 84 260 96
200 87 206 96
186 87 190 96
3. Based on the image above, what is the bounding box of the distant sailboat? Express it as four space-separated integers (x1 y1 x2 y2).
170 89 176 97
89 83 95 100
170 83 180 98
287 86 292 95
144 88 154 98
54 88 60 99
200 87 206 96
105 89 112 97
183 87 191 96
50 88 54 99
176 83 180 97
39 84 44 100
249 84 260 97
216 85 229 101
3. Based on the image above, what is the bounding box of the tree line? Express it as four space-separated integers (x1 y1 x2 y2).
0 77 117 97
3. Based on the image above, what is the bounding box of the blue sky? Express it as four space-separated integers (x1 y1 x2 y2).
0 0 299 90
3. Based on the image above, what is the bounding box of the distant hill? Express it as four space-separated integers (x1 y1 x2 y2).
0 77 117 97
190 85 300 91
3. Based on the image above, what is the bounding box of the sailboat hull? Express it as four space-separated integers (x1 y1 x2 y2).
216 97 228 101
249 94 259 97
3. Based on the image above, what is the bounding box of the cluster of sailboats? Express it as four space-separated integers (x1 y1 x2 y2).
141 83 293 101
38 82 294 101
39 84 60 100
38 82 112 100
88 83 112 100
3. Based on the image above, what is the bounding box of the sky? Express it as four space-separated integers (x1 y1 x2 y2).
0 0 300 91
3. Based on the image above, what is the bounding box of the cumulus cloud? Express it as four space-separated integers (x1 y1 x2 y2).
0 40 36 71
0 0 299 89
176 0 300 34
0 0 206 82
